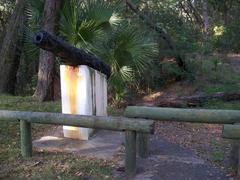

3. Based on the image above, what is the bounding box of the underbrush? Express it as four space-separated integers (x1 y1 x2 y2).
203 100 240 110
185 54 240 94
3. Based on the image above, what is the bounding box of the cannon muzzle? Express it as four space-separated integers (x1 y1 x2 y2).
34 32 44 45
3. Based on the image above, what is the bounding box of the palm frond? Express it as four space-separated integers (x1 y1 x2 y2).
105 25 157 73
57 0 157 96
59 0 106 51
120 66 134 81
80 0 122 29
59 0 79 44
23 27 39 59
25 0 44 27
22 0 44 60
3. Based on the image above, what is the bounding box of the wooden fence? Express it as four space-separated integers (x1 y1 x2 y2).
2 106 240 178
124 106 240 177
0 110 154 179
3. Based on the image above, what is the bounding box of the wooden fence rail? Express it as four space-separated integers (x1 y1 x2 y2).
0 110 154 179
0 110 154 133
124 106 240 124
124 106 240 173
223 125 240 139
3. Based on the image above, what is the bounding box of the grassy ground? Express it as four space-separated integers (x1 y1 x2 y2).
0 95 114 179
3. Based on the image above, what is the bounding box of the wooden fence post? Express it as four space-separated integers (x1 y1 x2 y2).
137 133 149 158
20 120 32 157
229 140 239 172
237 145 240 179
125 130 136 179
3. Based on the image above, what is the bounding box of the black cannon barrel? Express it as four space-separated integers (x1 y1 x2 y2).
33 30 111 79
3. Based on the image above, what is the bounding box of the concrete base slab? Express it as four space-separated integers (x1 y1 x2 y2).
33 126 124 160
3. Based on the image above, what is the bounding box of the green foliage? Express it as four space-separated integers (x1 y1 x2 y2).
58 0 157 101
98 25 157 91
185 55 240 87
0 0 15 49
146 61 183 89
207 0 240 52
203 100 240 110
7 0 240 98
0 0 14 29
124 0 204 90
204 84 240 94
185 54 240 106
209 151 225 162
24 0 44 57
213 22 240 52
202 59 240 85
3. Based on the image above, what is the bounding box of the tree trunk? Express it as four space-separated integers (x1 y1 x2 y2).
202 0 209 40
33 0 62 102
0 0 25 94
186 0 204 29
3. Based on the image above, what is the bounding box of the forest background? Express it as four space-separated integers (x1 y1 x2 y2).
0 0 239 106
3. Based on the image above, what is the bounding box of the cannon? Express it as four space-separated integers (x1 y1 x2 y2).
33 30 111 79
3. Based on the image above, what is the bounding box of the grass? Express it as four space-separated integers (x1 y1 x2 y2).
0 95 114 179
0 95 61 112
0 153 114 179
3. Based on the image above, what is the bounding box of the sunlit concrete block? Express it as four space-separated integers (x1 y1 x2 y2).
95 70 107 116
60 65 107 140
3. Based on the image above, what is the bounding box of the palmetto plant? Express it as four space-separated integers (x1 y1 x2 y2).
59 0 157 99
24 0 157 100
23 0 44 59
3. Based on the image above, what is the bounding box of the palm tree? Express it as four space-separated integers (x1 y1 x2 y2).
59 0 157 101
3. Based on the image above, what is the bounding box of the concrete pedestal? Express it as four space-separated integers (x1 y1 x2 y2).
60 65 107 140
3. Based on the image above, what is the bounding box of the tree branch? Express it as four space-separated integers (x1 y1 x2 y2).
125 0 187 72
